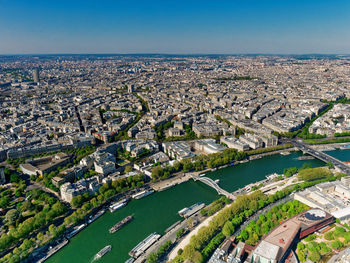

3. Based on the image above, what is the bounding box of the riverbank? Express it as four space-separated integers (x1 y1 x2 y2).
248 147 298 160
309 142 350 151
168 202 230 261
150 173 192 191
46 149 331 263
168 171 298 260
152 146 297 193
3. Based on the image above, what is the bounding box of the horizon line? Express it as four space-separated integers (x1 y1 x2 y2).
0 53 349 57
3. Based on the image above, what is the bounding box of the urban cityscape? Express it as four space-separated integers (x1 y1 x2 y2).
1 1 350 263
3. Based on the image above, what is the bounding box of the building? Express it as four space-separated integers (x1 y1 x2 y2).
162 141 196 160
94 161 116 175
194 139 227 154
20 153 71 176
220 136 249 151
166 128 183 137
0 168 5 184
33 68 39 83
246 209 334 263
294 178 350 222
60 176 101 202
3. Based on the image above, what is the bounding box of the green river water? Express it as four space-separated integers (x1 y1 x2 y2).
47 149 350 263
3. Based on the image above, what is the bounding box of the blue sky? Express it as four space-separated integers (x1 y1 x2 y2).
0 0 349 54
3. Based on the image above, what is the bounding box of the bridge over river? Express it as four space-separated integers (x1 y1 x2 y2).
190 174 235 200
291 140 350 175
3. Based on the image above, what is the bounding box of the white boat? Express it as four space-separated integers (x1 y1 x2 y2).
94 245 112 260
280 152 290 156
66 223 86 239
109 198 128 213
132 190 154 200
214 179 220 183
340 145 350 150
88 209 105 224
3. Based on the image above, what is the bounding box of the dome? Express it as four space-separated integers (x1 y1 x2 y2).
304 209 326 221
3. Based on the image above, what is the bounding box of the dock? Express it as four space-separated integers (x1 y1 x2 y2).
178 202 205 218
129 232 161 259
37 239 69 263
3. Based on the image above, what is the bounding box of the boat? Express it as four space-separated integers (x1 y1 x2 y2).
129 233 161 258
88 209 105 224
132 190 154 200
109 215 133 234
280 152 290 156
214 179 220 183
297 156 314 160
109 198 129 213
94 245 112 260
125 258 135 263
199 173 205 177
178 202 205 218
340 145 350 150
66 223 86 239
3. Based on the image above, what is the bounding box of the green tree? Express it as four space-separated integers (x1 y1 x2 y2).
222 221 235 237
48 224 57 237
176 228 185 239
124 165 133 173
5 209 19 225
308 251 321 262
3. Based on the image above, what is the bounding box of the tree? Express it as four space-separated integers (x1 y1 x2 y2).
222 221 234 237
240 229 249 241
146 252 158 263
176 228 185 239
71 195 84 208
324 231 334 240
151 166 163 180
10 173 20 183
326 162 334 169
331 240 343 250
173 161 182 172
125 165 133 173
5 209 19 225
48 224 57 237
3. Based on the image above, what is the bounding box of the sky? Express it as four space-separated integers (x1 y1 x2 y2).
0 0 349 54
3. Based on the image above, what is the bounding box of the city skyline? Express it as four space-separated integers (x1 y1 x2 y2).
0 0 350 54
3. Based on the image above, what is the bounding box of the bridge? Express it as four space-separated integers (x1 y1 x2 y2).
190 174 235 200
291 140 350 175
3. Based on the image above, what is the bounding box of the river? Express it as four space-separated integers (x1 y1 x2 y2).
47 149 350 263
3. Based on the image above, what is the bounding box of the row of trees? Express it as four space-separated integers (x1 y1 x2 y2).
238 200 308 245
245 144 293 156
200 196 231 217
174 191 272 263
152 148 247 181
1 223 66 263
